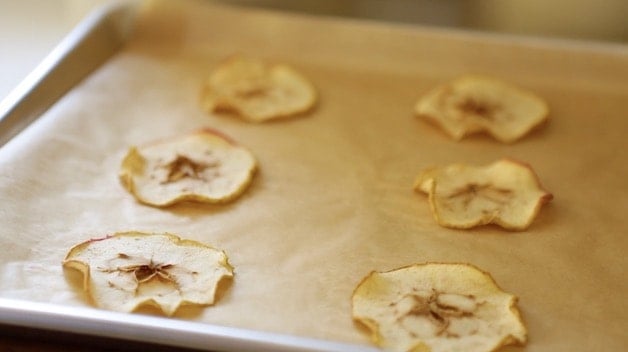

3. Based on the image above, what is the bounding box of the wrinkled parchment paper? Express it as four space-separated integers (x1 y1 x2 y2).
1 1 627 350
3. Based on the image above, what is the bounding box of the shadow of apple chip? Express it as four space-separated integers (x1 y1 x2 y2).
352 263 527 352
63 231 233 316
414 159 553 230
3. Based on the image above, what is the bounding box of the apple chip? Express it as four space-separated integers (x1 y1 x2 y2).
200 56 317 122
352 263 527 352
119 129 257 207
414 159 552 230
63 231 233 316
415 76 548 143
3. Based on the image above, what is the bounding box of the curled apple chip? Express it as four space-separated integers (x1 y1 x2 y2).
63 232 233 316
352 263 527 352
415 76 548 143
119 129 257 207
200 56 317 122
414 159 552 230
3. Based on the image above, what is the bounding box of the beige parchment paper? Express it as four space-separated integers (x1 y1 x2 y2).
1 1 627 350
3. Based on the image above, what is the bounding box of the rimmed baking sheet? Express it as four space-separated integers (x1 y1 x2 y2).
0 0 627 351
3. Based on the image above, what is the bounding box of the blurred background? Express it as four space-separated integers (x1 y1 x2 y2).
1 0 627 100
220 0 628 42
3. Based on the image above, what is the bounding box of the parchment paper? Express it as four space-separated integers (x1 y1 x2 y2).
1 1 627 350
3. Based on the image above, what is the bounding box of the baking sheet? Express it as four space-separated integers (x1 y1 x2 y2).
1 0 627 351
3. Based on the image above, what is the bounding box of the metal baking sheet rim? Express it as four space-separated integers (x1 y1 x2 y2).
0 1 374 350
0 0 138 148
0 297 376 352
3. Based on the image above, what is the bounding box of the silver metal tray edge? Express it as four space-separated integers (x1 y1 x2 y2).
0 0 137 148
0 297 375 351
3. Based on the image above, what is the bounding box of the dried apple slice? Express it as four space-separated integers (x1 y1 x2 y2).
415 76 548 143
414 159 552 230
352 263 527 352
63 231 233 316
119 129 257 207
200 56 317 122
